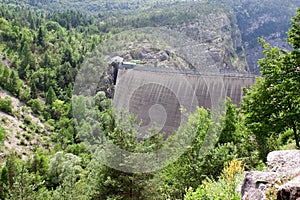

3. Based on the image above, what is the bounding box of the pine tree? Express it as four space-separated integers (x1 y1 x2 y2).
45 86 57 105
30 83 38 99
0 166 9 199
37 26 45 47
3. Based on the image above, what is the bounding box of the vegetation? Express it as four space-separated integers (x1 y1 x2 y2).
0 125 6 144
242 8 300 158
0 96 13 114
0 0 299 199
184 158 244 200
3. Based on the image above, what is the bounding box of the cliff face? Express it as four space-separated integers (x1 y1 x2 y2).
234 0 300 74
167 0 300 74
170 10 248 73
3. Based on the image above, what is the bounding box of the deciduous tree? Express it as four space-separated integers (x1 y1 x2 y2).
242 9 300 158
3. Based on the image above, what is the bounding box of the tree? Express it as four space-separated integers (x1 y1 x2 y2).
0 96 13 114
28 98 44 115
219 98 239 144
30 82 38 99
8 71 20 97
45 86 57 105
51 99 65 119
0 166 9 199
37 26 46 47
159 107 239 199
19 43 36 79
242 9 300 158
287 8 300 49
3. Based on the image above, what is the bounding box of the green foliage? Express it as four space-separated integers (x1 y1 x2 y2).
219 98 239 144
184 159 244 200
0 64 25 98
48 152 82 187
288 8 300 49
27 98 44 114
0 125 6 144
45 86 56 105
159 107 239 199
0 96 13 114
243 29 300 158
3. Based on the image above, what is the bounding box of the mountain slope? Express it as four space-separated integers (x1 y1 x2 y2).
3 0 299 74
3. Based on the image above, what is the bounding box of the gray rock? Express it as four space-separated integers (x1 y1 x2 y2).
240 150 300 200
158 51 169 62
268 150 300 173
111 56 124 64
241 171 287 200
277 176 300 200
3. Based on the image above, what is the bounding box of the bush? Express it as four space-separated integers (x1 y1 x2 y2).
24 132 32 141
0 96 13 114
184 159 244 200
27 98 44 115
24 116 32 125
0 125 6 143
19 138 27 146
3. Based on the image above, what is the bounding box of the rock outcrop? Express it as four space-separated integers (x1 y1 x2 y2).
240 150 300 200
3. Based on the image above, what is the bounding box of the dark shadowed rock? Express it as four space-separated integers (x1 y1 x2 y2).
277 176 300 200
158 51 169 61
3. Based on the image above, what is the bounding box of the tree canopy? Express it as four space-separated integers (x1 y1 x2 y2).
242 8 300 157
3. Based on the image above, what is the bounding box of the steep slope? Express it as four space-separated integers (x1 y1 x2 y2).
0 90 51 159
0 55 51 159
5 0 299 74
233 0 300 73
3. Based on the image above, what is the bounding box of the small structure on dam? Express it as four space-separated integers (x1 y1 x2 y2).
113 66 256 136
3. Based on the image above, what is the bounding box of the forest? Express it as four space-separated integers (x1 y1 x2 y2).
0 0 300 199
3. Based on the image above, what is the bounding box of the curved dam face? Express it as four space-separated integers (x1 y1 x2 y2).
113 69 256 135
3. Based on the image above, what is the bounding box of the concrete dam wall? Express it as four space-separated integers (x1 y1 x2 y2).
113 68 256 135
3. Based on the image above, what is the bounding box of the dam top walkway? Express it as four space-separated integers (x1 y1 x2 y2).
118 63 258 78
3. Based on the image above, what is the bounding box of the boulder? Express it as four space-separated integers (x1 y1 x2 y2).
240 150 300 200
267 150 300 173
240 171 289 200
158 51 169 62
277 176 300 200
111 56 124 64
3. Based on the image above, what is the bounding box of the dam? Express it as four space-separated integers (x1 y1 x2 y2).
113 67 256 135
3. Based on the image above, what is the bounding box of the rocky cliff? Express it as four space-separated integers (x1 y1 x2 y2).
234 0 300 74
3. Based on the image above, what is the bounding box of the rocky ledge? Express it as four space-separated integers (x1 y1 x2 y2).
240 150 300 200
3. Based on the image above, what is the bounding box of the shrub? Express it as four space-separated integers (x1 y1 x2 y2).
24 132 32 141
24 116 32 125
184 158 244 200
0 125 6 143
16 132 21 139
27 98 44 115
19 138 27 146
0 96 13 114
